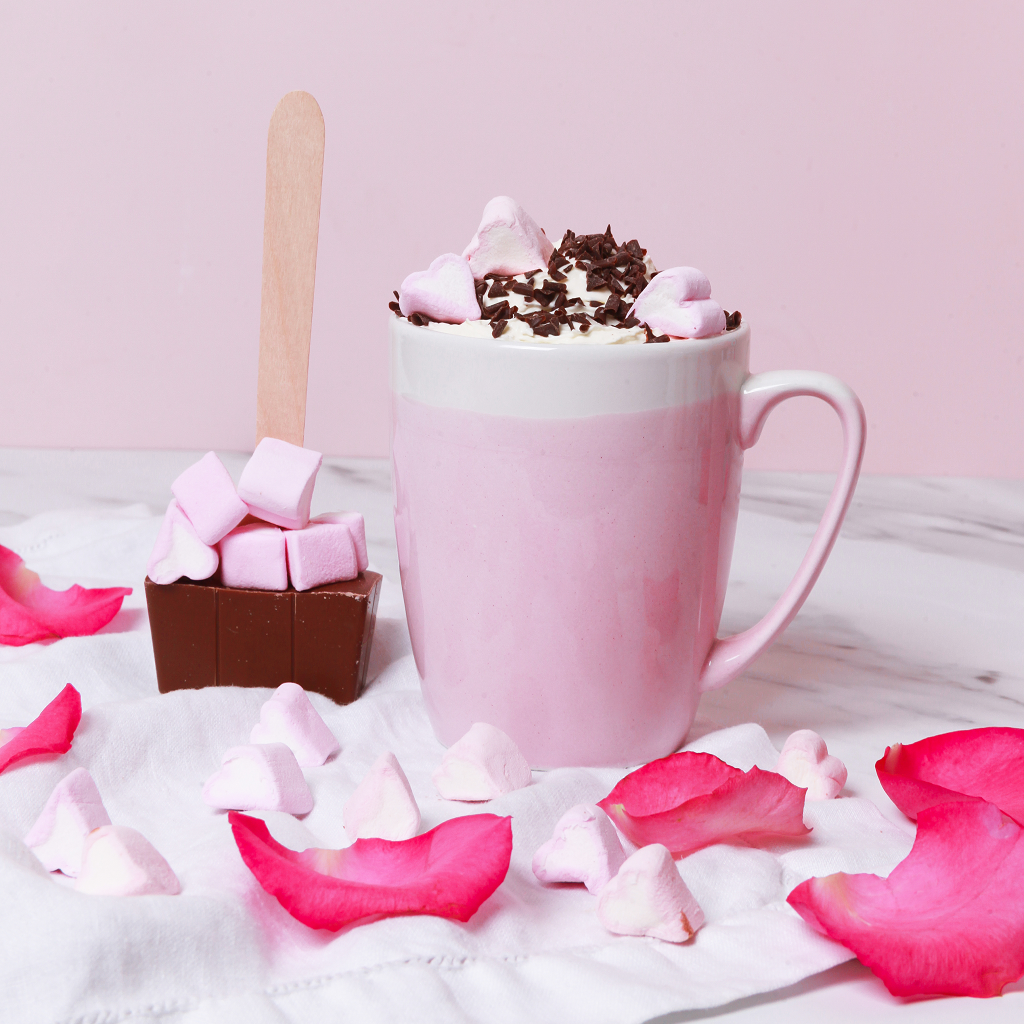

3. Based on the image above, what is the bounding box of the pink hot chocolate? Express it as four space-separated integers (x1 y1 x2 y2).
393 391 741 768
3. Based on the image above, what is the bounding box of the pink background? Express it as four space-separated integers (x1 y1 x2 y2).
1 2 1021 476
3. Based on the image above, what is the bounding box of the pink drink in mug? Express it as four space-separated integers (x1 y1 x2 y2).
391 318 865 768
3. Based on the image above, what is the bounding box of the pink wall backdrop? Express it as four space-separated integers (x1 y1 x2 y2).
1 2 1021 475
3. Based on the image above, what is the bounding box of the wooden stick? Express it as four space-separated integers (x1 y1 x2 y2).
255 91 325 448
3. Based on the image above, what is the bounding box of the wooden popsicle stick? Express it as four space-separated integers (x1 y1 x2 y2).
255 91 325 448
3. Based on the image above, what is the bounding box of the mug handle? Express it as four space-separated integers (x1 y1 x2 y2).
699 370 867 693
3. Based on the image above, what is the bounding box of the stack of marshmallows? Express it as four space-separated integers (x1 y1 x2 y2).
147 438 367 592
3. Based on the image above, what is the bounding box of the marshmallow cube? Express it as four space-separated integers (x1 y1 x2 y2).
75 825 181 897
237 438 322 531
202 743 313 814
218 523 287 591
285 520 359 592
147 499 219 585
344 751 421 841
24 767 112 877
777 729 848 801
399 253 481 324
462 196 554 279
171 451 249 545
532 804 626 894
311 512 368 572
630 266 727 339
433 722 533 802
597 843 705 943
250 682 340 767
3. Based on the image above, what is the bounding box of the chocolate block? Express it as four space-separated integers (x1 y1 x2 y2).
145 572 382 705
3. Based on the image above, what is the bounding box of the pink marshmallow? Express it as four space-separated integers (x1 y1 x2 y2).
344 751 421 841
24 767 112 877
202 743 313 814
75 825 181 897
532 804 626 894
597 843 705 943
218 523 287 591
147 499 219 585
776 729 848 801
250 682 340 767
311 512 368 572
171 451 248 545
462 196 554 278
630 266 726 339
433 722 532 802
237 437 323 530
285 519 358 592
399 253 481 324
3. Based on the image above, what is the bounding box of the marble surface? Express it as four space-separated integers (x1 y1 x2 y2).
1 448 1022 1021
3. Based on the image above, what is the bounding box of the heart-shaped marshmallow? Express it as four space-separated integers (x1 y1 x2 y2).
399 253 481 324
433 722 532 802
776 729 848 801
532 804 626 894
250 682 340 767
630 266 726 339
147 499 219 585
202 743 313 814
24 767 112 876
75 825 181 896
344 751 421 841
597 843 705 943
462 196 554 278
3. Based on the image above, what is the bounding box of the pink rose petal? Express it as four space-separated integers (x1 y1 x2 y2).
876 727 1024 825
597 751 809 856
229 810 512 931
1 544 131 646
0 684 82 775
787 800 1024 998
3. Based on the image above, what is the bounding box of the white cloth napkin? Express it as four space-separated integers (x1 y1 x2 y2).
0 509 915 1024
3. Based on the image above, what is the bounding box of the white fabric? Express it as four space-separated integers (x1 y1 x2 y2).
0 508 916 1024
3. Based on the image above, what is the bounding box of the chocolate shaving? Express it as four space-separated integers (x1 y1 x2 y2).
725 310 743 331
388 301 401 313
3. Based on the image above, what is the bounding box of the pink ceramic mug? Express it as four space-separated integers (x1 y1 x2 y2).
391 318 865 768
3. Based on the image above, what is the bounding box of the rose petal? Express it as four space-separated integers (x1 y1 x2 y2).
787 801 1024 998
229 810 512 931
0 684 82 774
0 544 131 646
876 728 1024 825
597 751 809 856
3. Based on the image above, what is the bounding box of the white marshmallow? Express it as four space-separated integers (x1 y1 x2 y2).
532 804 626 894
75 825 181 896
24 768 112 877
237 437 323 530
344 751 421 841
147 499 219 585
250 682 340 767
433 722 532 801
776 729 848 801
310 512 368 572
202 743 313 814
597 844 705 943
462 196 554 279
171 451 248 545
629 266 726 339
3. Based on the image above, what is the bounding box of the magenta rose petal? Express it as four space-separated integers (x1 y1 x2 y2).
0 684 83 774
597 751 809 856
787 800 1024 998
0 544 132 646
876 727 1024 825
229 811 513 931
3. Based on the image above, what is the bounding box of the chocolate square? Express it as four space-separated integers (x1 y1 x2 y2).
145 572 382 705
